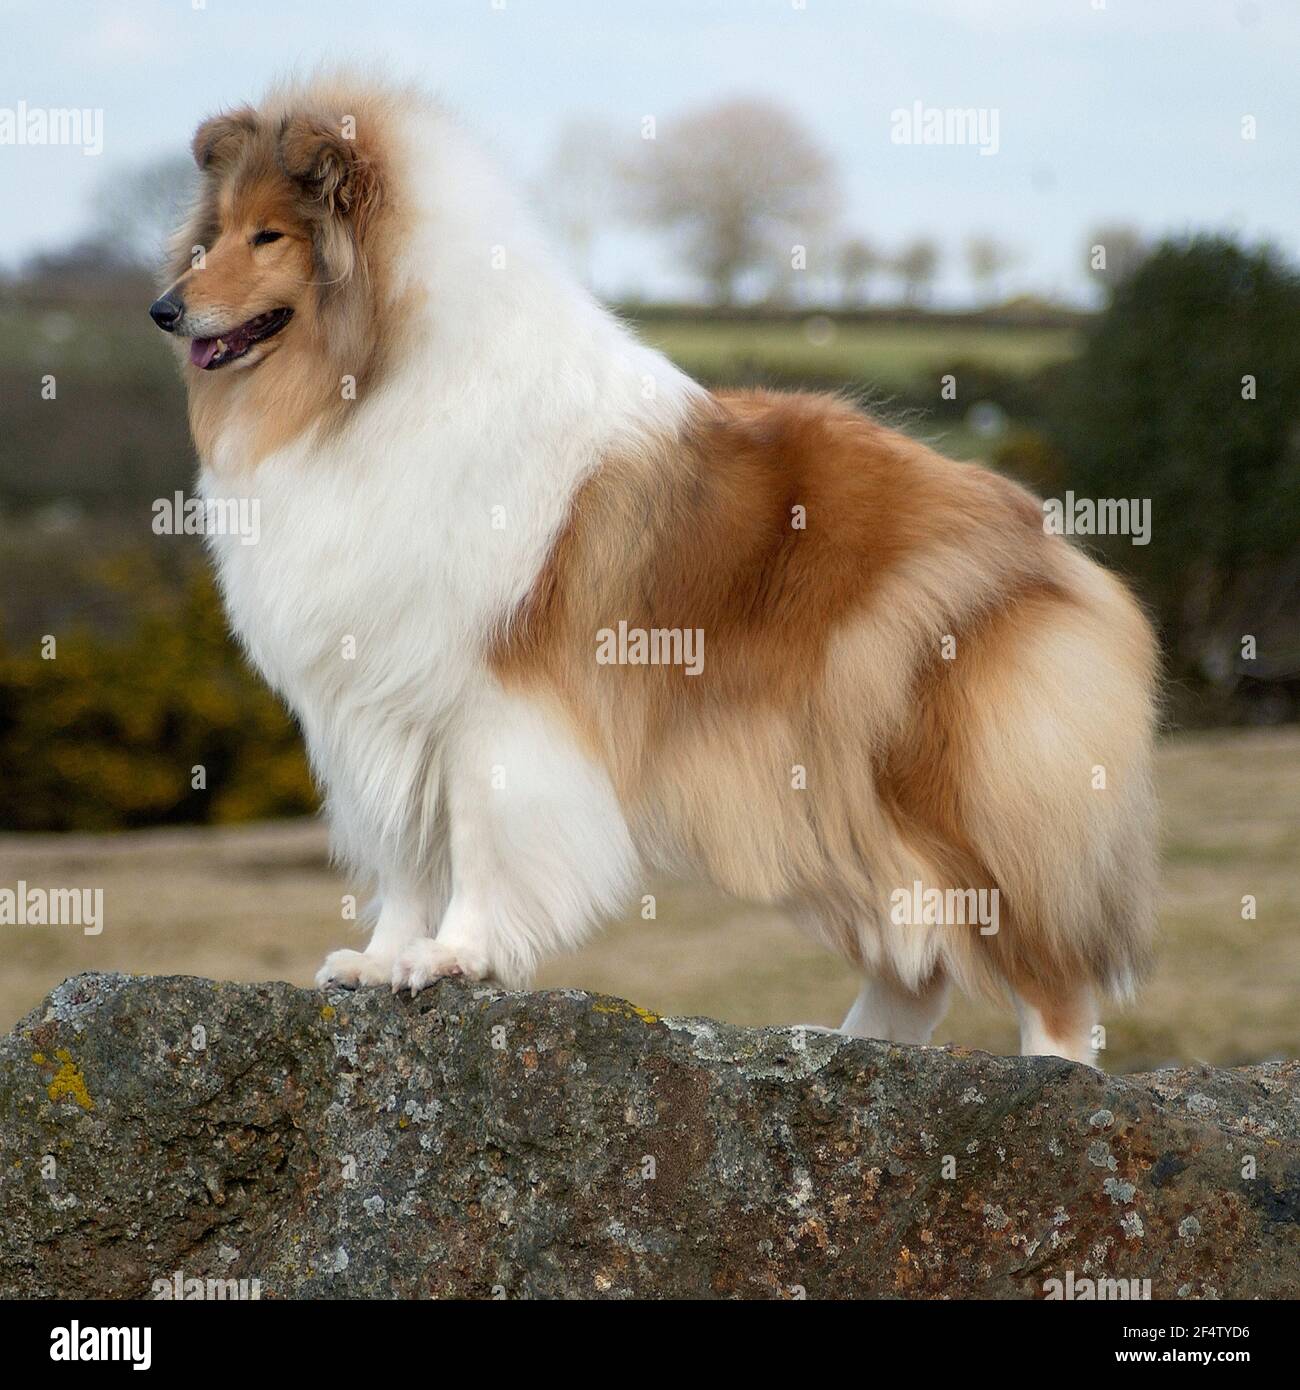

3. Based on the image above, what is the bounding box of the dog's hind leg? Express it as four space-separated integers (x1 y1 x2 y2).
839 968 950 1045
1015 985 1098 1066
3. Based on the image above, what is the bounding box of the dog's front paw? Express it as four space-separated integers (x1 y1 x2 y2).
391 939 489 994
316 948 394 990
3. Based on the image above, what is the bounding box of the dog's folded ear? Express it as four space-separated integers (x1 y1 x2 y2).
191 107 257 171
278 116 381 228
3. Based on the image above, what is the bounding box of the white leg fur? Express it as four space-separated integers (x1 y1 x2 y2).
839 973 951 1045
390 688 639 992
1016 993 1098 1066
316 875 437 988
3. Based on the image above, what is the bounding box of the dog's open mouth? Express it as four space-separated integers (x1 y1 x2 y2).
189 308 293 370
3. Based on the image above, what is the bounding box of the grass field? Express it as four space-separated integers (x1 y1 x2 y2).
638 317 1080 389
638 315 1079 463
2 727 1295 1072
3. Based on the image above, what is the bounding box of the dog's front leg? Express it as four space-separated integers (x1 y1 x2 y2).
316 869 444 988
389 690 637 994
389 892 498 991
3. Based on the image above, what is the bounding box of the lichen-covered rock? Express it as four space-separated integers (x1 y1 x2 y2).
0 972 1296 1299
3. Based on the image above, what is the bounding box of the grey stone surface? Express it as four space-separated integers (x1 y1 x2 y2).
0 972 1296 1298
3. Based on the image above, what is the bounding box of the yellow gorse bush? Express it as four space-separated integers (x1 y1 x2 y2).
0 553 316 831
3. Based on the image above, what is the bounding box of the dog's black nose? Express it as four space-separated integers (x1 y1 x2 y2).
149 291 184 332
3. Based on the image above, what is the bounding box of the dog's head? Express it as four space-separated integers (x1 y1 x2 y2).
150 106 383 374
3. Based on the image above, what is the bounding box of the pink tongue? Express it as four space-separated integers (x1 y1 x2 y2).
190 337 220 369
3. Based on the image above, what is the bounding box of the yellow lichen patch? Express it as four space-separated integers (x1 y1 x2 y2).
31 1053 46 1065
398 1115 410 1130
320 1005 336 1023
894 1244 921 1292
592 1001 660 1025
46 1048 94 1111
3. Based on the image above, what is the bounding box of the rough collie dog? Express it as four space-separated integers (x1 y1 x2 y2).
150 74 1158 1065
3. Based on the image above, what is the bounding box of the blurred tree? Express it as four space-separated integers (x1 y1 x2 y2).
894 237 940 305
89 153 197 272
1083 223 1146 303
838 236 881 306
966 233 1017 305
624 98 838 305
20 238 134 279
1052 236 1300 678
536 116 622 286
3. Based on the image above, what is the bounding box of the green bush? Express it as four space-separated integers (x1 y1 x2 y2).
1048 236 1300 674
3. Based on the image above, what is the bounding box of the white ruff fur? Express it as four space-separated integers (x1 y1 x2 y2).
202 94 698 990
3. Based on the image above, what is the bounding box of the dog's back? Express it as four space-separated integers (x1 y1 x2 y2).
493 388 1159 1061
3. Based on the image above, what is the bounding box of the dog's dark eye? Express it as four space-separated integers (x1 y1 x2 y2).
252 230 284 247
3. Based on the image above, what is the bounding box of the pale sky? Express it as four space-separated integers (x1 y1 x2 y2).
1 0 1296 304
